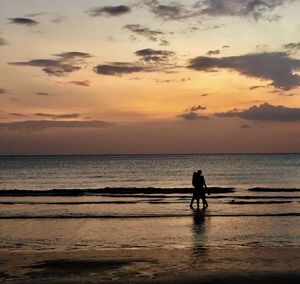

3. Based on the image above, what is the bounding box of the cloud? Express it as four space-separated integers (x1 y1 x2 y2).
123 24 169 45
94 63 147 76
222 45 230 48
9 17 39 26
94 48 177 76
0 37 8 45
10 113 27 117
25 12 45 17
9 51 92 77
206 49 220 55
215 103 300 121
188 52 300 90
240 124 250 128
201 93 209 96
34 113 80 119
0 120 113 130
51 16 66 24
144 0 290 21
0 88 6 94
36 92 49 96
59 80 91 87
88 5 131 17
283 42 300 55
185 105 206 112
155 77 191 83
178 112 209 121
135 48 175 64
249 85 267 90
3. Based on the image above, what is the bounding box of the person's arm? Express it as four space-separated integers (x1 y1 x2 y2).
204 176 210 195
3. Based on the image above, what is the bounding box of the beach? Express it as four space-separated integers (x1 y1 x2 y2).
0 155 300 283
1 186 300 283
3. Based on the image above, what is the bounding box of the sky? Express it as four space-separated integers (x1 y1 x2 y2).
0 0 300 154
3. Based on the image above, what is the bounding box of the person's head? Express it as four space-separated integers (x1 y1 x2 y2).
197 170 202 175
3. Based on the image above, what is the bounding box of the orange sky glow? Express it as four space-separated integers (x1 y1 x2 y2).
0 0 300 154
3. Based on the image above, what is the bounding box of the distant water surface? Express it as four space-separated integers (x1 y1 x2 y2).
0 154 300 190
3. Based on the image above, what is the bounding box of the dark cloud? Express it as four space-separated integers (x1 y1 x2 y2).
222 45 230 48
9 17 39 26
94 63 147 76
135 48 175 64
36 92 49 96
9 51 92 77
59 80 91 87
283 42 300 55
94 48 177 76
178 111 209 121
0 88 6 94
10 113 27 117
53 52 92 61
185 105 206 112
201 93 209 96
193 0 287 20
206 49 220 55
34 113 80 119
0 37 8 45
215 103 300 121
0 120 113 130
188 52 300 90
249 85 267 90
144 0 289 21
123 24 168 45
88 5 131 17
241 124 250 128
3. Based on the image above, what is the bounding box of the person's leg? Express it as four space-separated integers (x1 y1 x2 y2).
190 197 195 208
203 196 208 208
201 194 208 208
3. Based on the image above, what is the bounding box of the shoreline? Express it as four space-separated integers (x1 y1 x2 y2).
1 187 300 196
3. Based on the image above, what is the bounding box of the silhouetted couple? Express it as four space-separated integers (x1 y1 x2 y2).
190 170 210 209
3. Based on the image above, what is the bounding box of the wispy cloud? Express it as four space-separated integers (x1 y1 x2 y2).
123 24 169 45
207 49 220 55
185 105 206 112
94 48 177 76
283 42 300 50
135 48 176 64
9 51 92 77
36 92 49 96
34 113 81 119
58 80 91 87
144 0 289 21
178 111 209 121
215 103 300 121
0 120 114 130
188 52 300 90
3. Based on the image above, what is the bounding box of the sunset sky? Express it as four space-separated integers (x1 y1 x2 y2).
1 0 300 154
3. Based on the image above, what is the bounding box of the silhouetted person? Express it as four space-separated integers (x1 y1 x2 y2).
190 170 209 209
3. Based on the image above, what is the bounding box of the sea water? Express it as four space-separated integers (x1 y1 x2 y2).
1 153 300 190
0 154 299 253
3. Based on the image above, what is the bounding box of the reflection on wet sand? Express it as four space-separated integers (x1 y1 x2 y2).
191 208 209 259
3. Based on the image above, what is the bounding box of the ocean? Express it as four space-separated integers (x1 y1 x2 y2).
1 153 300 190
0 154 300 282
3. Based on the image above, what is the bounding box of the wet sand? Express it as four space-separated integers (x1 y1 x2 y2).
1 247 300 283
